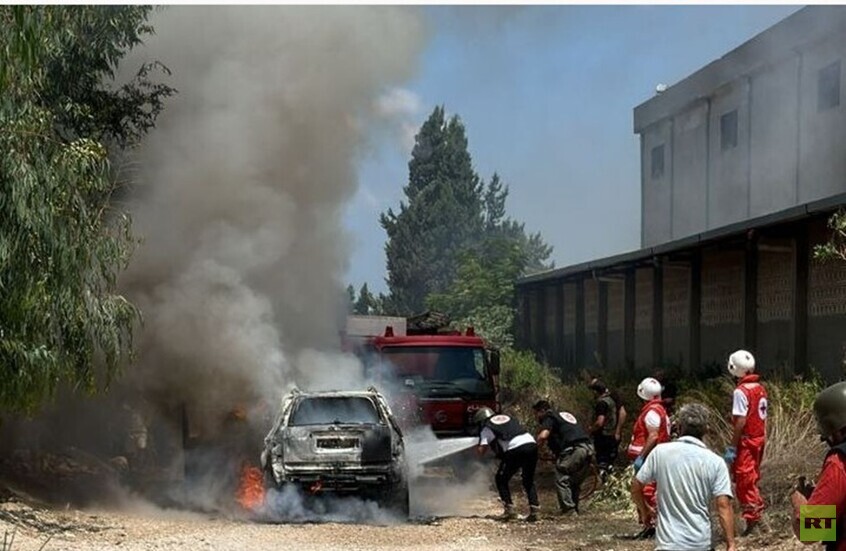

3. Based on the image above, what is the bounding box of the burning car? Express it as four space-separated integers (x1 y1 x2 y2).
260 387 409 516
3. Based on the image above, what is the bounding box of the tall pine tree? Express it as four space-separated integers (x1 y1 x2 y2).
481 173 553 275
380 106 483 314
353 283 378 315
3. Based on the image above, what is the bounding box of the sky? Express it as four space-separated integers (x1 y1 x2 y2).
343 5 801 295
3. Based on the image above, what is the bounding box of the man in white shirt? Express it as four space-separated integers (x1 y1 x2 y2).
632 403 737 551
474 407 539 522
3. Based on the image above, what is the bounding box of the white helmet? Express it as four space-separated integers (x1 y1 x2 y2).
637 377 663 401
727 350 756 377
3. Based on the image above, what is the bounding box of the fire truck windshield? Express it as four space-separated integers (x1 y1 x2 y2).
378 346 492 395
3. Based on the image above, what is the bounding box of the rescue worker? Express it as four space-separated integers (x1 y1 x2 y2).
627 376 671 539
588 379 627 469
723 349 767 535
532 400 594 515
474 407 540 522
791 381 846 551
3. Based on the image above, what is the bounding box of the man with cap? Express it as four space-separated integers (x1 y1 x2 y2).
724 349 768 535
790 381 846 551
628 376 671 539
474 407 540 522
533 400 595 515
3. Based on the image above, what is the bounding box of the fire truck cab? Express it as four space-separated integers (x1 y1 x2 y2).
345 313 501 438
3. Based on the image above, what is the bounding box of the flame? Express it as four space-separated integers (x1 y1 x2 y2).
236 463 266 511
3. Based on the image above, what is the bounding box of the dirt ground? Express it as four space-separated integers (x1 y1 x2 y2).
0 472 808 551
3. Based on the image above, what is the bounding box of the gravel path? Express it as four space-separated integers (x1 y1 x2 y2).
0 475 809 551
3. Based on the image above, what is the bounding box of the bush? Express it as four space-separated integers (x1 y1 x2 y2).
498 348 594 425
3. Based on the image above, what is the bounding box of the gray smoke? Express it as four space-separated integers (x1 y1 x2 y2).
1 7 494 521
119 6 425 416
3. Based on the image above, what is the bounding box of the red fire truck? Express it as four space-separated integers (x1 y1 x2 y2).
344 313 501 438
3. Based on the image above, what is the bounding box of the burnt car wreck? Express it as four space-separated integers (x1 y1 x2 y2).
260 388 409 516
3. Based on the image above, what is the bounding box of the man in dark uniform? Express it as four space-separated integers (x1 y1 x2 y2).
533 400 595 515
474 407 540 522
589 379 625 469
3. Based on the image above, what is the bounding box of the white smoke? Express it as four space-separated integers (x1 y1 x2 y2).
374 87 422 151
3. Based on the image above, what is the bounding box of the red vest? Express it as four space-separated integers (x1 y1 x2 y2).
736 374 767 439
627 399 670 459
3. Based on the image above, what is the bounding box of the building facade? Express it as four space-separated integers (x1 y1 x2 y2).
516 6 846 381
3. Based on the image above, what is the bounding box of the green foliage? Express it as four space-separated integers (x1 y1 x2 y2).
456 305 515 349
483 173 553 276
0 6 172 413
814 208 846 262
347 283 388 315
499 348 557 398
380 107 554 319
345 284 356 312
427 236 527 348
381 106 483 314
592 465 636 514
353 283 378 315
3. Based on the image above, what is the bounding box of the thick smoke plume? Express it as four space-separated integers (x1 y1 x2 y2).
1 6 430 514
120 6 425 416
2 7 493 521
113 6 437 517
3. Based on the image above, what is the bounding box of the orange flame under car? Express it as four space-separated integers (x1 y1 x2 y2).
236 464 266 510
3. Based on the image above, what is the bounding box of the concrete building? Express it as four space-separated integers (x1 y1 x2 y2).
516 6 846 381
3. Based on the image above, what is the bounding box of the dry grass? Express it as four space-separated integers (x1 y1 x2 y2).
684 377 826 512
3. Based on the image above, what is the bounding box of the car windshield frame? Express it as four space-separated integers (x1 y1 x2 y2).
288 396 383 427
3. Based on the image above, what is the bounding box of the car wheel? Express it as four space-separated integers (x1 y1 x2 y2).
384 481 410 518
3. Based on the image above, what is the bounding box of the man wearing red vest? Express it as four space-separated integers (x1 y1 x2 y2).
724 349 768 535
627 376 671 539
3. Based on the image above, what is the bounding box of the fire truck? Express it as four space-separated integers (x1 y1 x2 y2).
343 312 501 438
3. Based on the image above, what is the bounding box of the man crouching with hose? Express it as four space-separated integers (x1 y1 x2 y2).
474 407 540 522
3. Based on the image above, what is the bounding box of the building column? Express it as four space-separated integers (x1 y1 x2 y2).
575 279 586 368
598 281 609 369
744 234 759 351
793 225 809 375
536 286 547 361
554 282 565 367
624 268 636 370
689 250 702 373
652 259 664 366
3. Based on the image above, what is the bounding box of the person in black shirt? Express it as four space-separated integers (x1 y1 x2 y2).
589 379 627 469
474 407 540 522
533 400 595 514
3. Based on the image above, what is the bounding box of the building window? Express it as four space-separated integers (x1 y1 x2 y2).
651 144 665 180
720 109 738 151
818 60 841 112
